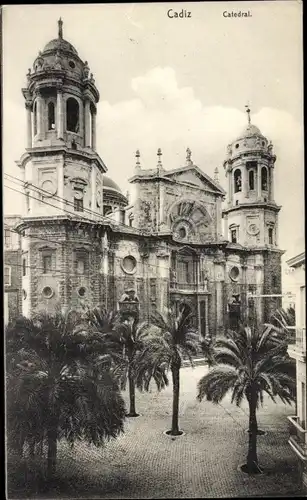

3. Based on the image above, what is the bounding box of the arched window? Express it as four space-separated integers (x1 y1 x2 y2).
234 169 242 193
261 167 268 191
33 101 37 136
268 227 273 245
249 170 255 190
66 98 79 133
48 102 55 130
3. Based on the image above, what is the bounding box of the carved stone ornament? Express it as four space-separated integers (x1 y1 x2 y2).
40 179 57 197
54 51 62 70
247 222 260 236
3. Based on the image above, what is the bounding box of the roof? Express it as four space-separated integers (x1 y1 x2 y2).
43 38 79 56
286 251 305 268
163 164 226 195
103 176 122 193
235 123 264 141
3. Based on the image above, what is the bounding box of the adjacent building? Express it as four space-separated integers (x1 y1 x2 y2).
287 251 306 491
5 19 284 337
4 216 22 324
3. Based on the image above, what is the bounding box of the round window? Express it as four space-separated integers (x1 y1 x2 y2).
122 256 137 274
235 143 239 149
69 60 76 69
42 286 54 299
23 290 27 300
78 287 87 297
229 266 240 282
178 227 187 239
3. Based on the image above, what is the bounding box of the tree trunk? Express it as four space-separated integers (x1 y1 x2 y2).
246 389 259 473
127 367 139 417
170 365 181 436
47 427 57 481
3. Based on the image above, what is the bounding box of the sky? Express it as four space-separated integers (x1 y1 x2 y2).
2 2 304 279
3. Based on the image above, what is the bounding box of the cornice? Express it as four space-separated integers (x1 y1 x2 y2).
222 202 281 215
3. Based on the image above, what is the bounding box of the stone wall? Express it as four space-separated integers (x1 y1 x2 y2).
4 249 22 321
263 250 282 321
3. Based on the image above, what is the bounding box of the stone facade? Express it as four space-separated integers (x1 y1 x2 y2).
6 21 283 337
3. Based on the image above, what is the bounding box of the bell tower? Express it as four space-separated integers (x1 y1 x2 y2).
222 106 280 249
222 106 284 323
16 20 108 317
18 18 107 220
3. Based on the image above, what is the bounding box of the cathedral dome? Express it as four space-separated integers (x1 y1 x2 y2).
103 176 128 209
42 38 78 56
103 176 122 193
237 123 264 140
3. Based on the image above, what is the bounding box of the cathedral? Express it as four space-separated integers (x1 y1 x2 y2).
11 20 283 336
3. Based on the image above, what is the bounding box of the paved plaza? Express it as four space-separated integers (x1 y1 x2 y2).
8 365 303 499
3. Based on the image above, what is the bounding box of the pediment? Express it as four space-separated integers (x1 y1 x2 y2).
163 165 225 196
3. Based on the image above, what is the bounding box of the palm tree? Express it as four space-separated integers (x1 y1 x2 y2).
269 306 296 343
197 324 295 474
138 303 200 436
5 311 126 480
85 306 168 417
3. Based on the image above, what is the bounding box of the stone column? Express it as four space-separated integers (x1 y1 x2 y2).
36 93 44 141
85 100 91 148
241 164 247 199
257 163 262 199
57 89 64 140
196 258 202 339
25 103 32 148
91 109 96 151
204 295 209 337
159 183 165 231
270 167 274 201
58 158 65 212
228 168 233 205
91 167 96 218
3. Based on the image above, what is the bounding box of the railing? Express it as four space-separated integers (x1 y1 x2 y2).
169 282 208 292
287 416 307 460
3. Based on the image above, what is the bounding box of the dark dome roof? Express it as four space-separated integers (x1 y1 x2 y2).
103 176 122 193
43 38 78 55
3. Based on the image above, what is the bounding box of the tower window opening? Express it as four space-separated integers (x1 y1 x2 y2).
231 229 237 243
249 170 255 190
77 259 85 275
103 205 112 216
26 192 30 212
234 169 242 193
43 255 52 274
66 98 79 133
33 102 37 136
74 197 84 212
22 258 27 276
268 227 273 245
261 167 268 191
48 102 55 130
120 210 125 225
73 187 84 212
4 266 11 286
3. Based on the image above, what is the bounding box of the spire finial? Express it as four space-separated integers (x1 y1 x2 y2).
214 166 219 183
135 149 141 170
245 103 251 125
58 18 63 39
186 147 192 165
157 148 162 165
